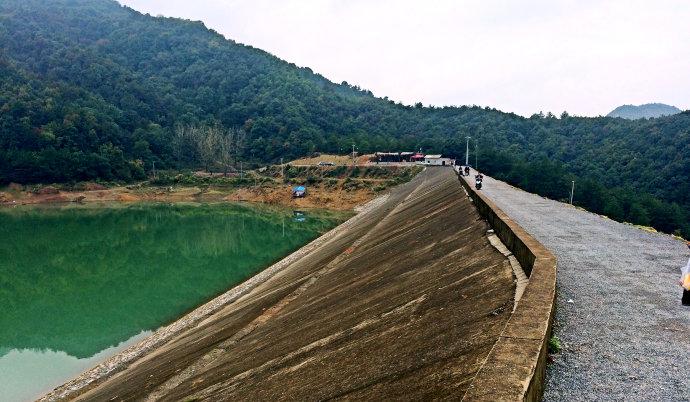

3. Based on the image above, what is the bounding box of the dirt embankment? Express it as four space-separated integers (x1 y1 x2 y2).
290 153 374 165
50 168 515 401
230 184 373 211
0 184 374 211
1 165 420 211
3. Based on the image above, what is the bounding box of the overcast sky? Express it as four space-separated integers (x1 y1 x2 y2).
118 0 690 117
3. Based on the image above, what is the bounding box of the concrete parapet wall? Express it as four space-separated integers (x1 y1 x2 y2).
457 170 557 401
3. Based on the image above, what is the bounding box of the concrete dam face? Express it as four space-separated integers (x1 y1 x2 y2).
71 168 516 401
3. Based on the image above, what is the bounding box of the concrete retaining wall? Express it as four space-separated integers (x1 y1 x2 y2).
457 171 557 401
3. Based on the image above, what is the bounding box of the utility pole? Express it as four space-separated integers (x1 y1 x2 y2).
240 161 243 179
475 141 478 170
152 161 156 179
280 157 284 181
351 144 356 165
570 180 575 204
465 136 471 167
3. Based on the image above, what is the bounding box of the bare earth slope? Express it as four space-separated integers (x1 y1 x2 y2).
69 168 514 401
479 174 690 401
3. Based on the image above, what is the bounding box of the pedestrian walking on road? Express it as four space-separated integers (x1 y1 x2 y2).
681 241 690 306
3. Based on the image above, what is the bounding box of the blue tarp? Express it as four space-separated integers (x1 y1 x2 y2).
293 186 306 192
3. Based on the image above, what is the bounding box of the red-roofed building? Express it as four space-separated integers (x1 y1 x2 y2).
411 153 425 162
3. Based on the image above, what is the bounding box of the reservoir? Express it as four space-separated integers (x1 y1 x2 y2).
0 203 344 401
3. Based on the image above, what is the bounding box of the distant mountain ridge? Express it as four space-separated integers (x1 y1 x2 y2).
607 103 681 119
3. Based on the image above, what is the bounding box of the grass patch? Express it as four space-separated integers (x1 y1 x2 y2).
548 336 562 354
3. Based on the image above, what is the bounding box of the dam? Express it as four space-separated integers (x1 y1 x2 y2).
47 168 547 400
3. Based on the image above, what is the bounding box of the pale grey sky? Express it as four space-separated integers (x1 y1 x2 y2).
119 0 690 117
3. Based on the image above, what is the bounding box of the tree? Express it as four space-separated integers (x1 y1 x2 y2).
218 128 234 176
175 125 219 173
175 124 247 174
199 127 220 173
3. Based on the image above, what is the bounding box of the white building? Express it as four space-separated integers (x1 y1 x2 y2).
422 154 455 166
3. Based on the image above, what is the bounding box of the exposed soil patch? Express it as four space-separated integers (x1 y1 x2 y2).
1 184 375 211
2 165 419 211
290 153 374 165
230 184 374 211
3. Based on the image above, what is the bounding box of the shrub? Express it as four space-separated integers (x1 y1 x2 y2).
548 336 562 354
306 175 322 185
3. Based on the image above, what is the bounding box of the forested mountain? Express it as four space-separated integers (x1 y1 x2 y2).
0 0 688 237
607 103 681 119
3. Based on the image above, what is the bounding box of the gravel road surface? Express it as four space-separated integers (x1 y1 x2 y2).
478 173 690 401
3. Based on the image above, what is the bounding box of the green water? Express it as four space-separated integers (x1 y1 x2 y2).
0 202 344 401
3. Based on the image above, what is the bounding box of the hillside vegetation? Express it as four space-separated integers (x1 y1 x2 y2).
0 0 688 236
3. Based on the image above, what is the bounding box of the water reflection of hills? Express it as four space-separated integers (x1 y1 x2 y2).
0 331 151 402
0 203 343 358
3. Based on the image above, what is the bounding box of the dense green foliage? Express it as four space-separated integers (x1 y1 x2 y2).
479 149 689 237
0 0 688 236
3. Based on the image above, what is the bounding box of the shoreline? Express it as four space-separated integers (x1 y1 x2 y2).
1 183 379 212
1 164 422 212
38 193 389 401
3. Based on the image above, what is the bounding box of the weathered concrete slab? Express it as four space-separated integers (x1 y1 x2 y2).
58 168 515 401
462 337 543 400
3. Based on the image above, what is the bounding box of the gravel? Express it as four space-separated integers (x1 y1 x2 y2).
479 174 690 401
